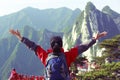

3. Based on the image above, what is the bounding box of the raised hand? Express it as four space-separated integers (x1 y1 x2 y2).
9 29 22 40
95 31 107 40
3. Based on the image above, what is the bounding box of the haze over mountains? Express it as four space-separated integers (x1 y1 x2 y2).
0 2 120 80
0 7 80 39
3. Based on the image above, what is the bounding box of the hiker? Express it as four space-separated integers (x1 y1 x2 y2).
9 29 107 80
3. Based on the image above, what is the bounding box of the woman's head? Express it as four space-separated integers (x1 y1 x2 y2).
50 36 62 53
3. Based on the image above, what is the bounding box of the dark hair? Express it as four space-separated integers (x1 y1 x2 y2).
50 36 62 48
50 36 62 53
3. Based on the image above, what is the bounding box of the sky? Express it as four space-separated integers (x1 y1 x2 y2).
0 0 119 16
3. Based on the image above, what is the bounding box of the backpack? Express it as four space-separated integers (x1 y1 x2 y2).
45 52 70 80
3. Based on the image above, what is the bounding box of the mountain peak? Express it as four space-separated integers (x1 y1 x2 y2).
23 7 39 10
102 6 120 19
85 2 96 11
102 6 111 13
21 7 40 12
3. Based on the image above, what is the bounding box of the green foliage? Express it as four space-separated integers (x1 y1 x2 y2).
70 56 87 73
75 56 87 66
79 62 120 80
76 35 120 80
99 35 120 59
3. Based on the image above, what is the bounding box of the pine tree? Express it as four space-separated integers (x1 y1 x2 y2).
99 35 120 60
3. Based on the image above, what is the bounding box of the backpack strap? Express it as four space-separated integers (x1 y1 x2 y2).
46 53 59 64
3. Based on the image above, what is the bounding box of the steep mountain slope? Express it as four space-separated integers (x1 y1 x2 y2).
102 6 120 31
63 2 120 61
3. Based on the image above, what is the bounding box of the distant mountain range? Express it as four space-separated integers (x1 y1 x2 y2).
0 7 80 39
0 2 120 80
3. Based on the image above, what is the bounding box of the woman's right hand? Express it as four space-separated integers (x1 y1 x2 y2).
9 29 22 41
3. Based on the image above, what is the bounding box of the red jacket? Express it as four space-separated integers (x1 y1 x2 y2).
21 37 96 67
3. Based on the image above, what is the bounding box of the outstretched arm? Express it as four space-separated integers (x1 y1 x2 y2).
65 31 107 67
9 29 50 65
9 29 37 51
78 31 107 54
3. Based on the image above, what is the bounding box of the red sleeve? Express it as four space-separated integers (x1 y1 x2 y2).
64 47 79 67
35 46 48 66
